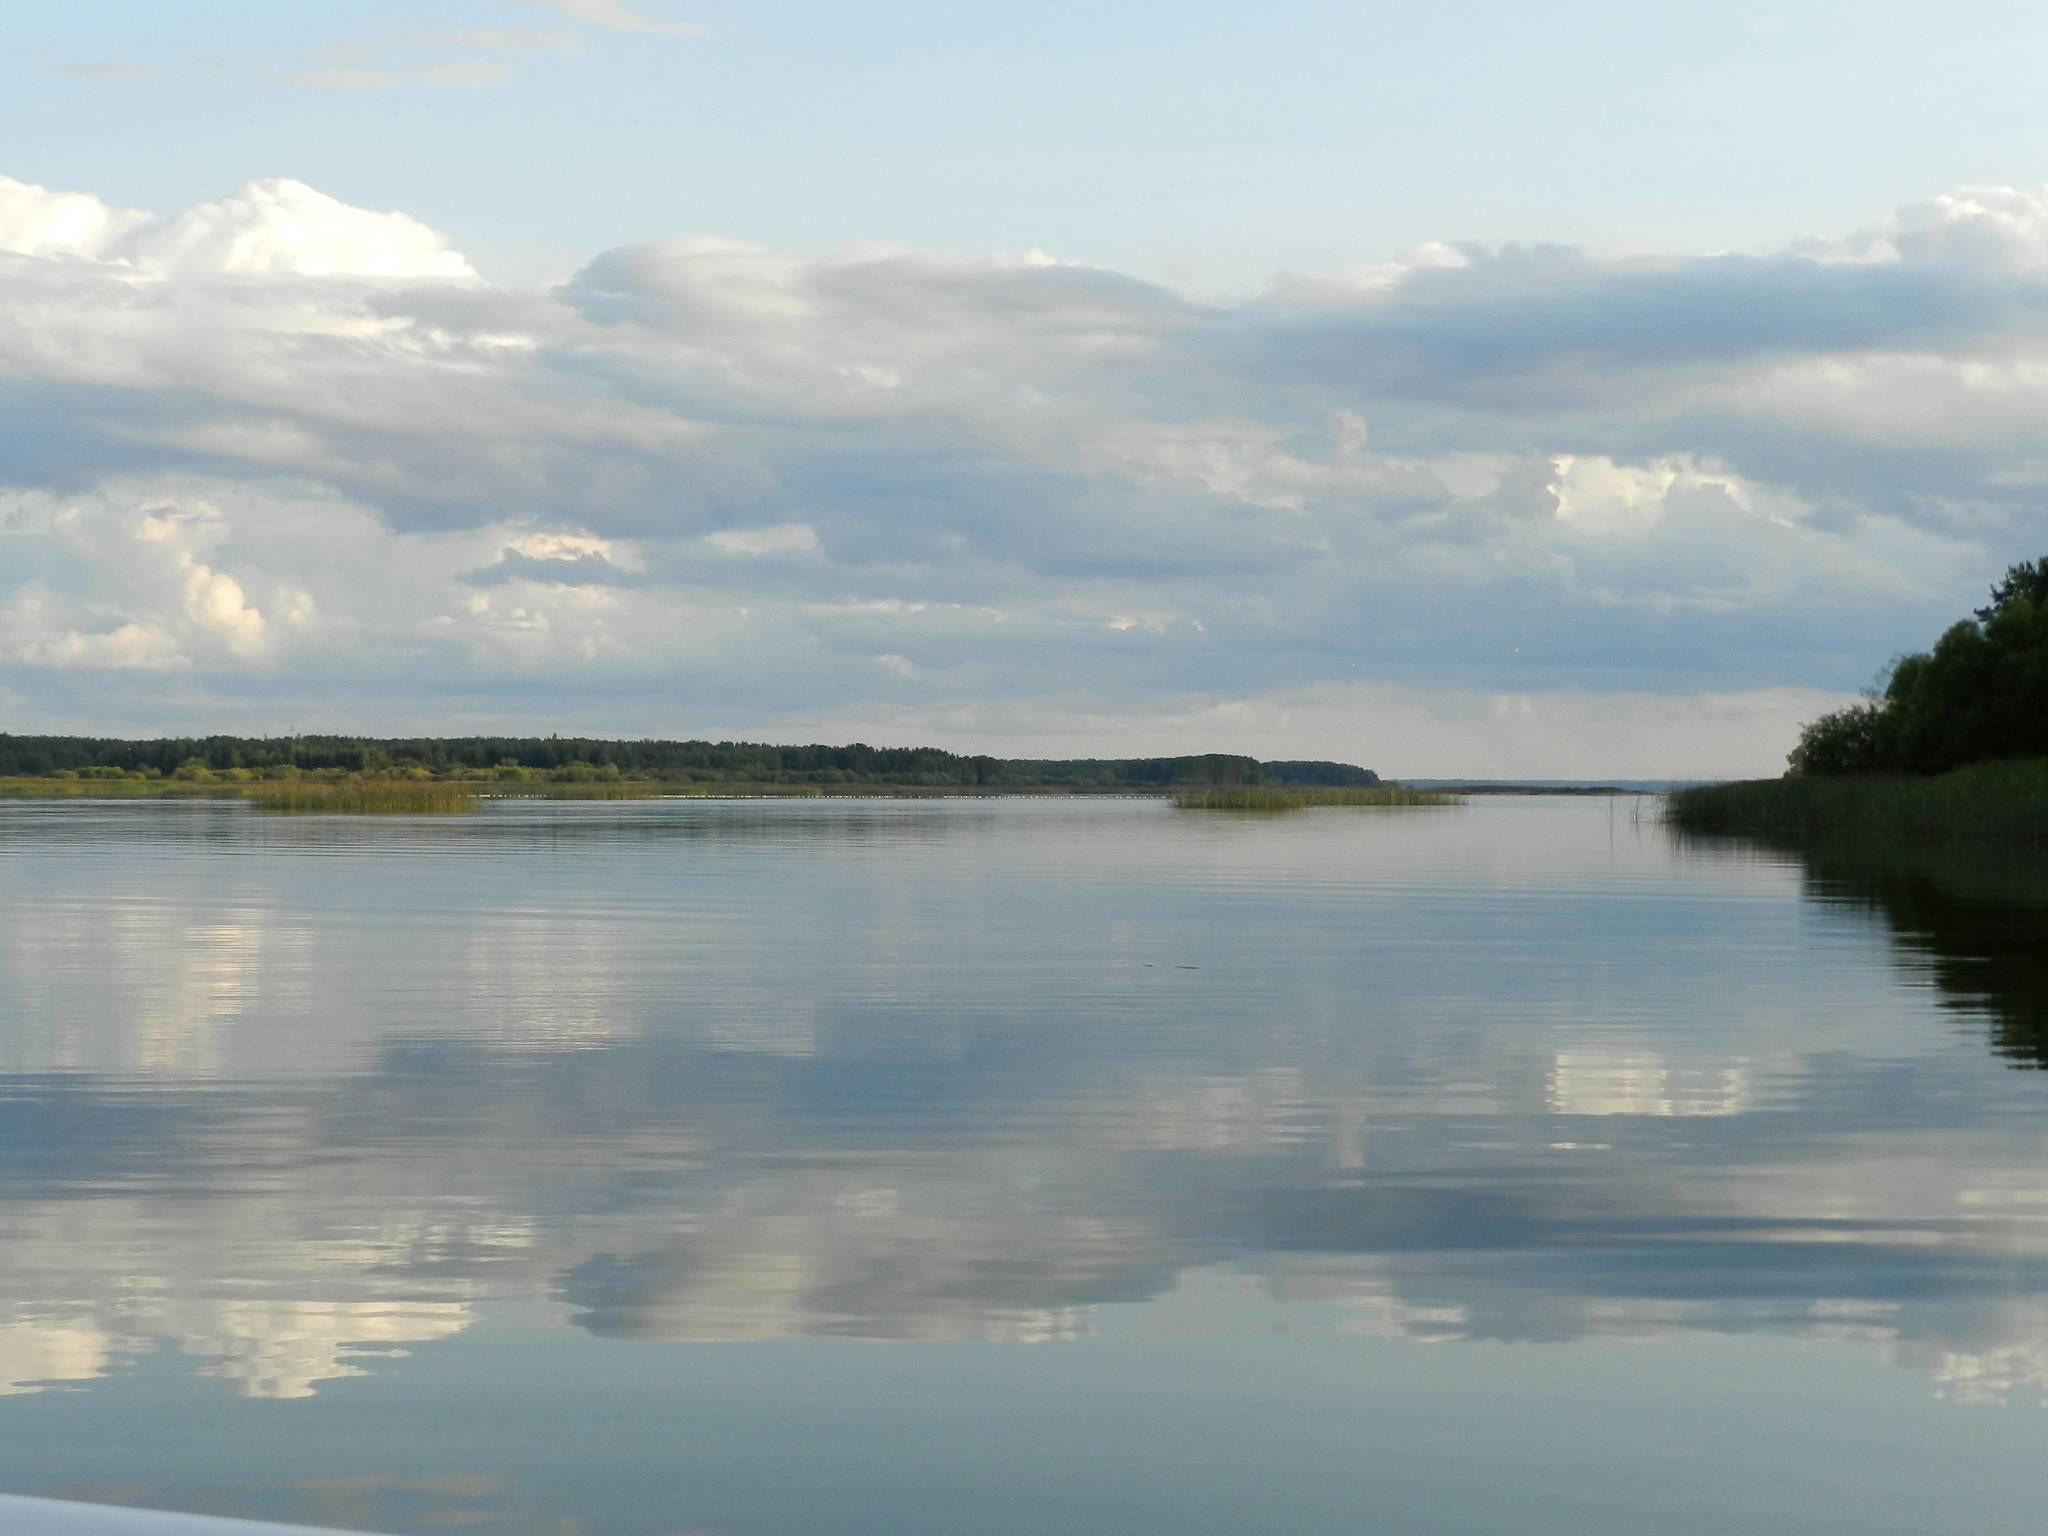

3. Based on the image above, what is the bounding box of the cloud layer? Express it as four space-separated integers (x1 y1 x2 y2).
3 173 2046 772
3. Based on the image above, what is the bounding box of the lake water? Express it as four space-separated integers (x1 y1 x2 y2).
2 794 2047 1536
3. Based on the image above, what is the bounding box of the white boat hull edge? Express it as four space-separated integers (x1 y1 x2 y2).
0 1497 354 1536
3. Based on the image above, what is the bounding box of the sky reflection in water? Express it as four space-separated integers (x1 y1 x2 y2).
2 796 2047 1536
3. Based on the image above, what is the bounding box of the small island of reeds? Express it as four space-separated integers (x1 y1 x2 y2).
244 780 485 814
1667 557 2048 844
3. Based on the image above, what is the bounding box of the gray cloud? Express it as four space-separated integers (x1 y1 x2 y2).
57 61 172 82
511 0 710 37
3 174 2047 768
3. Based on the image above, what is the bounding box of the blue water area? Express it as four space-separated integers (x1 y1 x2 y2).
0 795 2044 1535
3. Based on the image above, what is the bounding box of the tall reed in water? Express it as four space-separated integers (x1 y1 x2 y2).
0 777 193 798
1665 759 2048 842
244 780 481 814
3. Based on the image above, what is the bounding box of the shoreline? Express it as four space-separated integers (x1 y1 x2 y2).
1665 760 2048 842
0 778 1475 813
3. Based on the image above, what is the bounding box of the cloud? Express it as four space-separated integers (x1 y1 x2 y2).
465 529 647 586
0 174 475 276
132 179 479 277
2 172 2047 769
511 0 709 37
0 175 153 259
707 680 1853 781
57 61 172 82
1795 185 2048 275
275 25 582 94
705 524 819 557
413 29 583 54
282 59 508 92
0 491 283 671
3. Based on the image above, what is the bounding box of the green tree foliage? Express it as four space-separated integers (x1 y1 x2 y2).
1788 701 1890 776
1790 557 2048 775
0 734 1379 789
1976 557 2048 621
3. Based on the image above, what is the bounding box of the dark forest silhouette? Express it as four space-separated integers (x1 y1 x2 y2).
0 735 1376 790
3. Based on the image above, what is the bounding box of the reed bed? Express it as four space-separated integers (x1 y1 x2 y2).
1171 785 1461 812
0 776 204 798
244 780 481 814
1664 759 2048 842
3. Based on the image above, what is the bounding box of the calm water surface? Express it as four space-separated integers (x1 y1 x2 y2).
1 795 2047 1535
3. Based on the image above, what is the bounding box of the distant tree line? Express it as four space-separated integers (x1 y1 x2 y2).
0 734 1379 789
1792 557 2048 775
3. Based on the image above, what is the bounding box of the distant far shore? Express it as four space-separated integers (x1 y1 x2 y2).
0 777 1265 801
0 733 1376 793
0 776 1465 816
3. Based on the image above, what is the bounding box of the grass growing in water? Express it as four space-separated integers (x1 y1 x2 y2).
1172 785 1460 811
245 780 481 814
0 776 211 799
1665 759 2048 842
0 776 488 813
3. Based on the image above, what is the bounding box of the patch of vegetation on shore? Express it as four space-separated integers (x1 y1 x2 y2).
1669 557 2048 844
1171 785 1460 812
0 771 1448 814
0 774 219 799
0 738 1402 813
0 735 1380 792
0 773 493 813
1666 759 2048 842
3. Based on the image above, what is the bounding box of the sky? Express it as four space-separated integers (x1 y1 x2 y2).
4 0 2048 776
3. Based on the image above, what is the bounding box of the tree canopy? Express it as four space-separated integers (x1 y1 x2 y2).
1791 558 2048 775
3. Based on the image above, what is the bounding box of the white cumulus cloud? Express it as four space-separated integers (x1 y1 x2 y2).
130 179 477 278
1798 184 2048 274
0 175 152 260
1 172 2045 772
0 175 474 278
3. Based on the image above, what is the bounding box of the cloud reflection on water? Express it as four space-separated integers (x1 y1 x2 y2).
0 798 2045 1407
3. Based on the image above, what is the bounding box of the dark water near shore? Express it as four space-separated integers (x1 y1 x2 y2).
2 796 2047 1535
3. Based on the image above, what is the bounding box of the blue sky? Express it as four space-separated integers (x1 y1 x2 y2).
18 1 2048 287
3 0 2047 774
